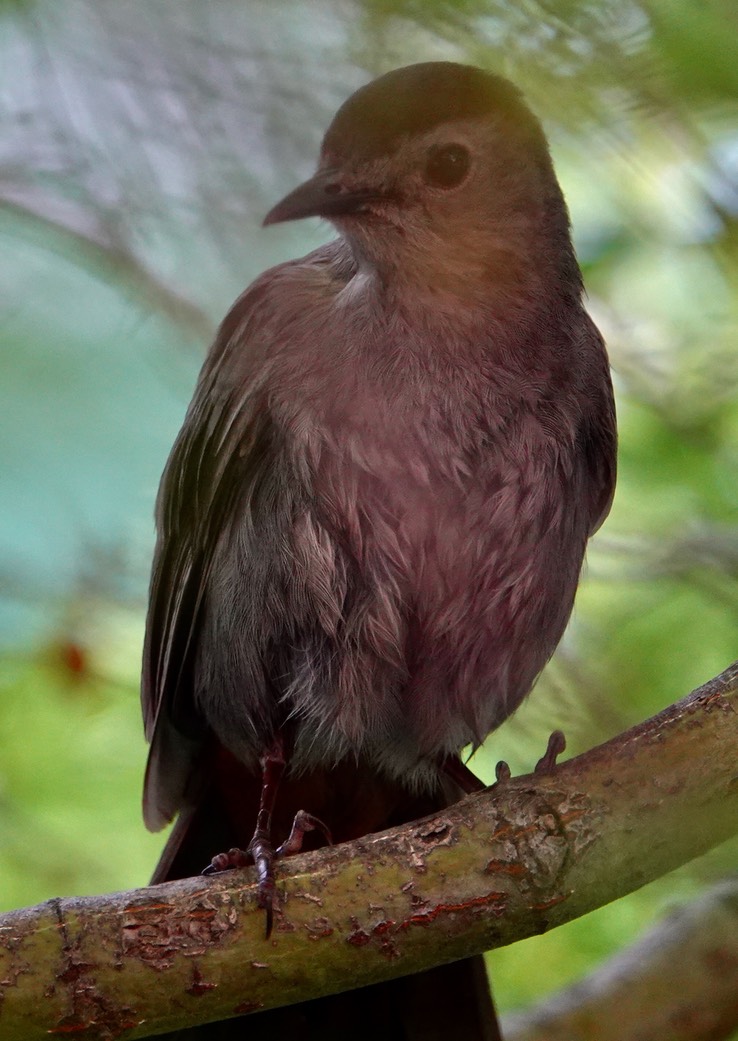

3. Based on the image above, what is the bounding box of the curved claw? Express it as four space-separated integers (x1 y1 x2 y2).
248 830 278 938
201 847 251 875
276 809 333 857
255 872 276 939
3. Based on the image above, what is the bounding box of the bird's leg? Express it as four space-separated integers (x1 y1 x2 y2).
202 736 286 936
202 736 331 937
534 729 566 775
246 736 288 937
452 730 567 792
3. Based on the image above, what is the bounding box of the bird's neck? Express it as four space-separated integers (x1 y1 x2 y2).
338 230 582 343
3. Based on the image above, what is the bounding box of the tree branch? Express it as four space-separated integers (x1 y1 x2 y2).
1 661 737 1040
0 191 213 342
504 878 738 1041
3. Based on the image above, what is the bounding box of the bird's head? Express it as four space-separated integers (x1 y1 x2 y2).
264 62 579 302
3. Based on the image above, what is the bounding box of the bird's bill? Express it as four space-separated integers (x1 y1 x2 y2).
263 169 379 226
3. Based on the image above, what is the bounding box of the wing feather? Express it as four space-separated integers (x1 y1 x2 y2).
141 287 278 829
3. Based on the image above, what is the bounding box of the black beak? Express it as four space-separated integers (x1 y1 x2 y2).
263 169 379 226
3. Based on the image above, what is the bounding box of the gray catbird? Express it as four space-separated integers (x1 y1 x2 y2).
142 62 616 1041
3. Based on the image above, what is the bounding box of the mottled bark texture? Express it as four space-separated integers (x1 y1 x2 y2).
1 661 737 1041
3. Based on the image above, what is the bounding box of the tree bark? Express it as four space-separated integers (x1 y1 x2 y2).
0 661 736 1041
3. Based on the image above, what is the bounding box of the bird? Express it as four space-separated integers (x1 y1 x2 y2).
141 61 617 1041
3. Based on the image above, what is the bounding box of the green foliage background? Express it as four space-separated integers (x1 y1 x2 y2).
0 0 736 1021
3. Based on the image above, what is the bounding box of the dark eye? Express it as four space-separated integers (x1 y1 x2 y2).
423 144 471 189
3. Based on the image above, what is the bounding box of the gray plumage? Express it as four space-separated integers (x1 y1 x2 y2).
142 61 616 838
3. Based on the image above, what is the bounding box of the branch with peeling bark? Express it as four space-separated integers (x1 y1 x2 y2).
1 662 737 1040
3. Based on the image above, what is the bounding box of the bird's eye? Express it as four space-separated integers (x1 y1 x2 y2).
423 144 471 189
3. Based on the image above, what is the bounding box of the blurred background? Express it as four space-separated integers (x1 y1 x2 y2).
1 0 737 1020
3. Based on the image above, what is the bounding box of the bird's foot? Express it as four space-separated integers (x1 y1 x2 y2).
253 810 332 934
201 830 279 936
276 809 333 857
493 730 567 787
201 809 332 938
534 729 567 775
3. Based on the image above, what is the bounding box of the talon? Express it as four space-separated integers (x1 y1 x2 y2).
249 826 278 935
264 904 274 939
535 730 566 775
256 873 276 939
202 847 251 875
276 809 333 857
277 809 333 857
